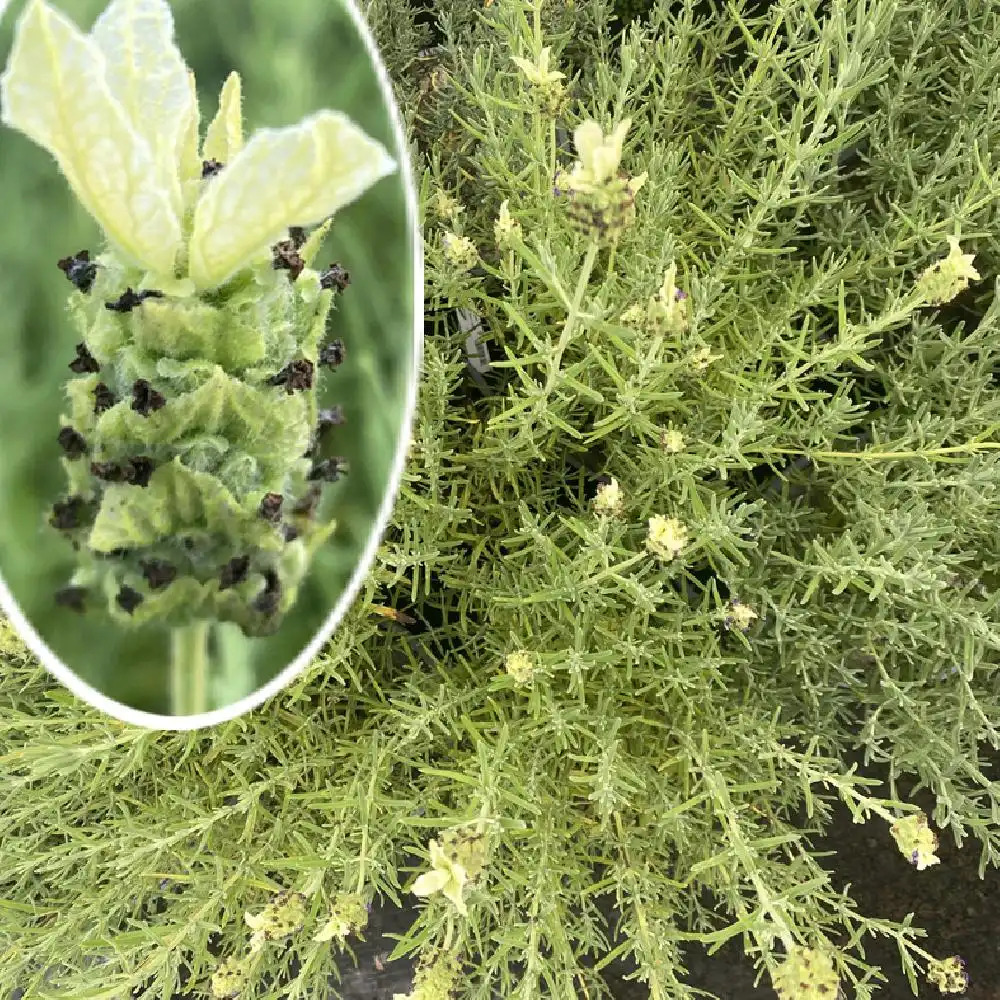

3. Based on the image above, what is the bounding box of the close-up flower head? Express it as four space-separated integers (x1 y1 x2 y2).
0 0 419 723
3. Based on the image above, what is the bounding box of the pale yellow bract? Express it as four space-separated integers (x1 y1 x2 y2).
201 71 243 165
571 119 631 188
0 0 397 290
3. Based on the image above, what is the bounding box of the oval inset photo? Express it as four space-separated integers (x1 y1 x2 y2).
0 0 419 726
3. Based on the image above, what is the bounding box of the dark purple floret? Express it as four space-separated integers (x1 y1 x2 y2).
125 457 155 488
116 586 144 615
282 524 299 542
288 226 306 248
106 287 163 313
291 484 321 518
69 342 101 374
54 586 87 612
268 359 314 394
91 460 126 483
307 457 347 483
93 383 116 415
131 379 167 416
50 496 91 531
57 250 97 293
318 340 345 369
219 554 251 591
57 426 87 459
104 288 142 312
272 239 304 280
252 568 281 615
319 263 350 292
259 492 283 523
140 559 177 590
202 158 224 178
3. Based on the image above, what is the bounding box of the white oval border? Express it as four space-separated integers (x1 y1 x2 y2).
0 0 423 731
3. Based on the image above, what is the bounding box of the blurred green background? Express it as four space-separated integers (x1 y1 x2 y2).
0 0 416 717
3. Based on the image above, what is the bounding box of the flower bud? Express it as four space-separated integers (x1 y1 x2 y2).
393 950 462 1000
689 345 722 371
211 956 251 999
926 955 970 994
313 891 369 943
244 889 308 940
553 119 645 241
441 231 479 271
889 812 941 870
723 598 758 632
660 428 685 453
771 946 840 1000
647 263 691 334
915 237 980 306
431 189 463 222
504 649 536 684
620 302 646 327
593 476 624 517
646 516 688 561
494 199 522 248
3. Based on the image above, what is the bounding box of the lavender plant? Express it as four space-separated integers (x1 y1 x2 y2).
0 0 998 998
0 0 398 713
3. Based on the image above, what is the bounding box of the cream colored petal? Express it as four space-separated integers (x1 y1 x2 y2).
411 870 449 897
573 120 604 172
609 118 632 155
178 69 202 188
591 147 618 184
440 871 468 916
90 0 193 218
628 170 648 194
299 217 333 267
203 71 244 164
511 55 537 79
0 0 182 274
189 109 397 289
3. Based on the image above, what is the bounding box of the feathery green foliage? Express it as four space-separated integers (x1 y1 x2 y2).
1 0 999 997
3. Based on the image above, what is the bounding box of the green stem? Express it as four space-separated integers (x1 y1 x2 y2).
549 117 557 188
170 621 211 716
545 241 600 393
534 110 546 197
529 1 548 197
